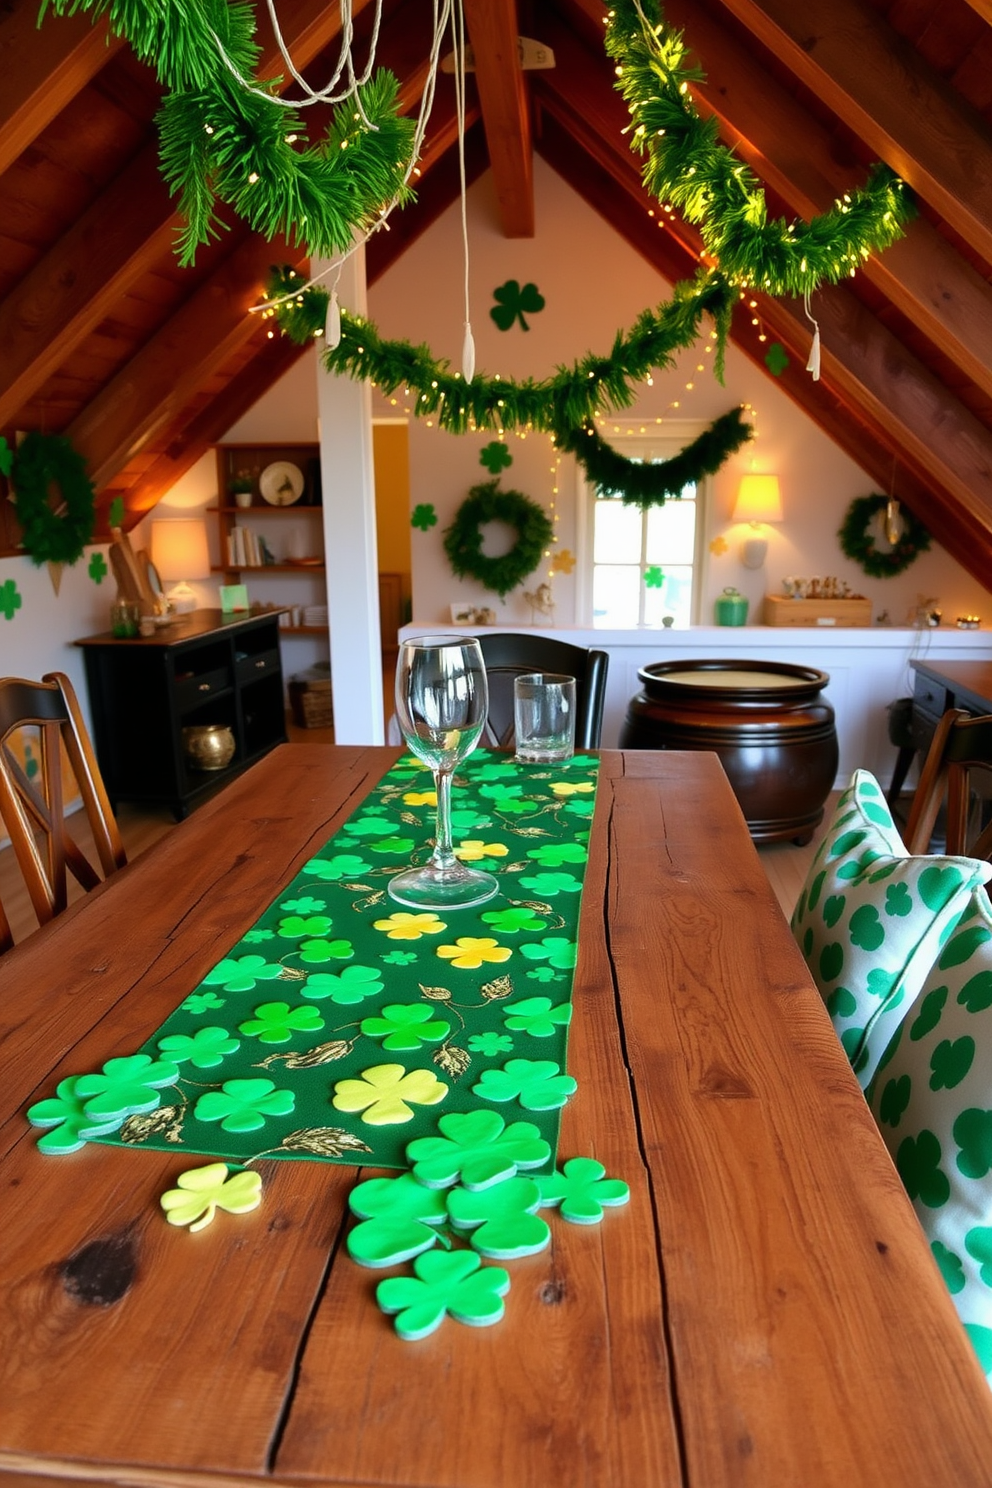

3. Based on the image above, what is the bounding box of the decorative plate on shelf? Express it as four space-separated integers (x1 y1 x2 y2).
259 461 305 506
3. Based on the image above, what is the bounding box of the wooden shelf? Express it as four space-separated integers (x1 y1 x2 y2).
210 564 325 575
208 504 323 516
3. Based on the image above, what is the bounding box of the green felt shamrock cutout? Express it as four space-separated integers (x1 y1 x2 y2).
194 1077 295 1133
406 1109 551 1190
182 991 226 1015
377 1250 510 1340
644 565 663 589
450 807 494 832
481 906 548 934
157 1026 240 1069
298 937 355 963
447 1174 551 1257
368 835 416 855
281 895 328 914
526 967 561 984
563 797 595 818
361 1004 451 1050
490 279 545 332
411 503 438 531
238 1001 325 1044
302 853 371 881
764 342 789 376
202 955 284 993
108 495 125 527
473 1058 577 1112
333 1063 449 1125
468 1031 515 1056
277 914 334 939
470 763 520 784
525 842 587 869
536 1157 630 1224
953 1107 992 1180
88 551 108 584
382 950 419 966
347 1171 450 1267
0 579 23 621
503 996 573 1038
896 1129 950 1207
74 1053 180 1120
519 938 578 972
932 1239 966 1294
302 964 384 1003
479 782 525 803
27 1075 127 1154
160 1162 262 1232
479 441 512 474
517 871 582 898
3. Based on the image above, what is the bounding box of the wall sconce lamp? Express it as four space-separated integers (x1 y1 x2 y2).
151 518 211 612
732 474 783 568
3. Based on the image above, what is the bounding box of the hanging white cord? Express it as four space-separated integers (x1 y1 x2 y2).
803 290 821 381
452 0 475 382
210 0 385 110
324 263 344 347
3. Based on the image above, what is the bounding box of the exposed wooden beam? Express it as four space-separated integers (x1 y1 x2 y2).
464 0 534 236
650 0 992 405
66 234 309 491
961 0 992 22
368 115 488 281
714 0 992 267
0 0 364 430
0 0 123 175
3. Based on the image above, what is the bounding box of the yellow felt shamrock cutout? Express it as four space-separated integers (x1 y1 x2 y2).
549 548 576 574
437 937 512 970
160 1162 262 1232
332 1063 448 1125
373 911 448 940
403 789 438 806
709 534 729 556
453 840 510 862
549 780 596 798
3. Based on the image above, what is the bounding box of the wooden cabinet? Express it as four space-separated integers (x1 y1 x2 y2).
75 609 288 818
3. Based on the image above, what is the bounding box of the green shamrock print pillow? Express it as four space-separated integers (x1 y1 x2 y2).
791 770 991 1089
868 885 992 1380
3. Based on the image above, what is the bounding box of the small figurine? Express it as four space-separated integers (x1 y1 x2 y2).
522 581 555 624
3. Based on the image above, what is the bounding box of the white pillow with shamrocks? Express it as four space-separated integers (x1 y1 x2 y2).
791 770 991 1089
869 886 992 1382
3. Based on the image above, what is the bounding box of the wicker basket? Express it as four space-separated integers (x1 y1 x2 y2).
289 666 333 729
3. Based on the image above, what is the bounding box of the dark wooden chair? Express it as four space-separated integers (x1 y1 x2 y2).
903 708 992 858
478 633 609 750
0 672 126 942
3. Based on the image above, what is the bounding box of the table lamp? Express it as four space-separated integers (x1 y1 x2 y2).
151 518 211 613
732 474 783 568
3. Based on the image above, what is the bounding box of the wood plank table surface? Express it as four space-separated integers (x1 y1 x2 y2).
2 745 992 1487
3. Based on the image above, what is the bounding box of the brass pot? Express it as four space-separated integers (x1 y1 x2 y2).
182 724 236 771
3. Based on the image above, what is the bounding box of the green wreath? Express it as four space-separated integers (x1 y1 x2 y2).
559 405 752 509
838 493 930 578
12 431 96 566
444 482 554 599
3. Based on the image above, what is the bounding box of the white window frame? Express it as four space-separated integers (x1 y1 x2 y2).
575 424 710 628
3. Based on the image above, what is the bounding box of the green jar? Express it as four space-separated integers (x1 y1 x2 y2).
714 587 749 626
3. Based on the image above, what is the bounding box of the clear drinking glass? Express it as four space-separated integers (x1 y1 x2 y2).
387 635 499 910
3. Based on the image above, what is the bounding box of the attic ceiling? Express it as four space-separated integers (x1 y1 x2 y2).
3 0 992 588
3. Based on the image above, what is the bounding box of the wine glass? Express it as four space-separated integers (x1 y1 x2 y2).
388 635 499 910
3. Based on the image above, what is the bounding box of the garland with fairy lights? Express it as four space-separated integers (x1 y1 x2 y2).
42 0 414 266
605 0 914 294
838 494 931 578
561 405 752 509
11 431 95 566
444 482 554 598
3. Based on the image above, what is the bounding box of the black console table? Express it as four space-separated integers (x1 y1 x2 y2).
911 659 992 753
76 609 287 817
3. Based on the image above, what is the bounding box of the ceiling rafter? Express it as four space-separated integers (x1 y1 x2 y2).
463 0 534 236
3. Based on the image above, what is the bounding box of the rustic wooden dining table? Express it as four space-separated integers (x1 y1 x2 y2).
3 744 992 1488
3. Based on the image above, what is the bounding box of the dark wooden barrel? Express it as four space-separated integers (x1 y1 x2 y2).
619 659 838 844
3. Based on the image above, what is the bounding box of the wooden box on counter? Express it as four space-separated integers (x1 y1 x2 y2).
763 594 873 628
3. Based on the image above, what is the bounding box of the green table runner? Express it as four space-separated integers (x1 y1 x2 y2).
81 750 599 1170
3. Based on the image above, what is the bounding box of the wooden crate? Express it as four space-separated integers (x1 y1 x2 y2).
763 594 872 628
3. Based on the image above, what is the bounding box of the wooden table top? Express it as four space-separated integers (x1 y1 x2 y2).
2 745 991 1488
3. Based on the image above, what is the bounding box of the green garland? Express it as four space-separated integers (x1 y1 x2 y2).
559 405 752 509
11 431 96 566
444 482 554 598
838 493 931 577
42 0 414 265
605 0 914 295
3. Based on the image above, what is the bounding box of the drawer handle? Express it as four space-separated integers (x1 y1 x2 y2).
198 682 210 692
255 659 266 669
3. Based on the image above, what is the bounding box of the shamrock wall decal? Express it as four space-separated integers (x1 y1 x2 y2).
765 342 790 376
490 279 545 332
480 441 512 474
0 579 22 621
88 551 108 584
411 503 438 531
644 566 664 589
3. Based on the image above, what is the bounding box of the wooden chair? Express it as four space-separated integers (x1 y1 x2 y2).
478 633 609 750
903 708 992 857
0 672 126 941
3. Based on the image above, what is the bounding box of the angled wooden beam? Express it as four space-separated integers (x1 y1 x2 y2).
714 0 992 266
463 0 534 236
653 0 992 405
0 0 365 430
0 0 123 175
961 0 992 22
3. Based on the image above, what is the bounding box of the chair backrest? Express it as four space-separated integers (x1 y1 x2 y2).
477 633 609 750
903 708 992 858
0 672 126 939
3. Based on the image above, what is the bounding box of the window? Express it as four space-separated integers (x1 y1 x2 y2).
580 430 706 627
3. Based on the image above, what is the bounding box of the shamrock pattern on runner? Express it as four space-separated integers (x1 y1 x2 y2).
54 751 598 1170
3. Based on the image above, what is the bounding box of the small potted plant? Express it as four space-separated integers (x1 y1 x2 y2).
228 473 254 509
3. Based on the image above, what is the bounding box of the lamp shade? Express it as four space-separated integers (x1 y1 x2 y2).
732 474 783 525
151 519 211 581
